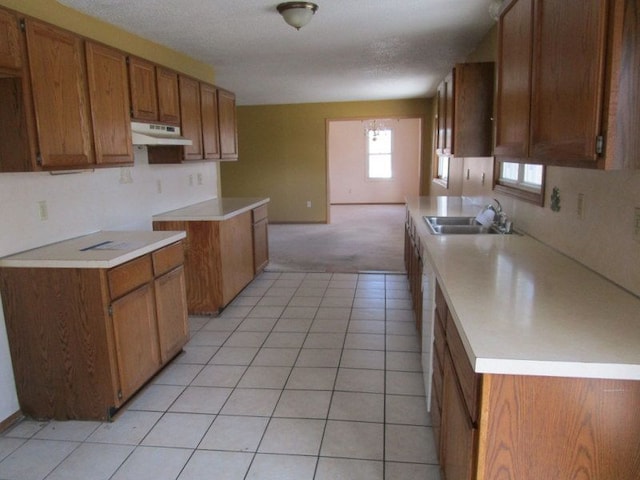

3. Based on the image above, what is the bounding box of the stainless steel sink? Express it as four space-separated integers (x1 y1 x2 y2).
424 216 496 235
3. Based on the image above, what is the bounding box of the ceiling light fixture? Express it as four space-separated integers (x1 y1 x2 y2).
277 2 319 30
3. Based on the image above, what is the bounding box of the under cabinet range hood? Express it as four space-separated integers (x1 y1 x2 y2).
131 122 192 146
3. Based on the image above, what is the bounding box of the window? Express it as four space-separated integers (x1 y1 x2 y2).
494 161 545 205
367 129 392 179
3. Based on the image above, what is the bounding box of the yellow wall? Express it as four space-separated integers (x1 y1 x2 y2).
221 99 432 223
0 0 214 83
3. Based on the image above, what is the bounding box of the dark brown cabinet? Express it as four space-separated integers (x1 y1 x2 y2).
404 212 422 334
156 67 181 125
0 8 21 70
495 0 639 169
435 63 494 159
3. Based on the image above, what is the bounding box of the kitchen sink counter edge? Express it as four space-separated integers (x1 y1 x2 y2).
406 195 640 381
152 197 270 222
0 230 186 269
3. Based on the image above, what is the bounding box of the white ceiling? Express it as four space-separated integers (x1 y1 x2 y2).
57 0 498 106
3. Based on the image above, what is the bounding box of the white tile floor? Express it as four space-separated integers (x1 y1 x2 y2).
0 272 441 480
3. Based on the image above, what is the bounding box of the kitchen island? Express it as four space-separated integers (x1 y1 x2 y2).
406 196 640 480
153 197 270 314
0 230 188 420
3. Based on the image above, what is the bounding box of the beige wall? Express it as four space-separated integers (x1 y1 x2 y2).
221 99 431 223
0 0 214 83
328 118 421 204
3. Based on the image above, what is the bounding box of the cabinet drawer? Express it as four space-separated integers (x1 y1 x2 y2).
432 350 444 406
252 204 268 223
108 255 153 300
152 241 184 276
446 311 480 423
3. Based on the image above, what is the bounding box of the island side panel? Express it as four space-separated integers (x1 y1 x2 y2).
0 267 118 420
478 374 640 480
153 220 223 314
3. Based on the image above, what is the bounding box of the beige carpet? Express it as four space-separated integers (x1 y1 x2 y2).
266 204 406 273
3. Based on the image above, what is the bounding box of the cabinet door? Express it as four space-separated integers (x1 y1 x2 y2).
494 0 533 159
0 9 22 70
441 349 476 480
252 219 269 274
444 72 454 156
128 56 158 122
179 75 204 161
157 67 180 125
201 83 221 160
110 283 160 401
529 0 608 164
454 63 494 157
24 19 94 168
85 42 133 166
220 212 254 305
154 266 189 363
218 88 238 160
435 80 448 155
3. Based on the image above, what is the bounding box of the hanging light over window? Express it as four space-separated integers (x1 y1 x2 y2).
363 119 387 141
277 2 319 30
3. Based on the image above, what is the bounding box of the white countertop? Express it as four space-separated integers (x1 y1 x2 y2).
0 230 186 269
152 197 270 222
407 196 640 381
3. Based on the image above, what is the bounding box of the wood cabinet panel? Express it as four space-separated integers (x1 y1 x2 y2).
0 267 118 420
201 82 221 159
495 0 533 159
179 75 204 160
107 254 153 300
253 218 269 274
446 312 480 423
0 8 21 70
218 88 238 160
85 42 133 166
220 211 254 304
454 63 494 157
24 19 94 168
252 204 269 223
442 348 477 480
128 56 158 122
110 283 160 401
529 0 608 164
155 266 189 363
157 67 180 125
152 241 184 276
480 374 640 480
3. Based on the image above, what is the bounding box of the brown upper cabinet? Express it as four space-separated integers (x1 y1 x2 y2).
435 62 494 159
24 18 96 169
201 82 221 159
0 8 21 70
86 42 133 166
495 0 639 170
149 76 239 164
218 88 239 160
1 9 134 171
128 58 181 126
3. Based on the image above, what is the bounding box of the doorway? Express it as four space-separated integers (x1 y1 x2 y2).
327 117 422 205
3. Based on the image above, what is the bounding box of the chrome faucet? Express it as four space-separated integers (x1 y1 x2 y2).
480 199 512 233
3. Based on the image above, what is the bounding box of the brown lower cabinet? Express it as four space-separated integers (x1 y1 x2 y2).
252 204 269 274
0 241 188 421
153 211 256 314
433 280 640 480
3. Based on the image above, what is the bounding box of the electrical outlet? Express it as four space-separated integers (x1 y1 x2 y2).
197 172 203 185
188 174 194 186
634 207 640 243
156 180 162 194
306 201 312 208
577 193 585 219
38 200 48 221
